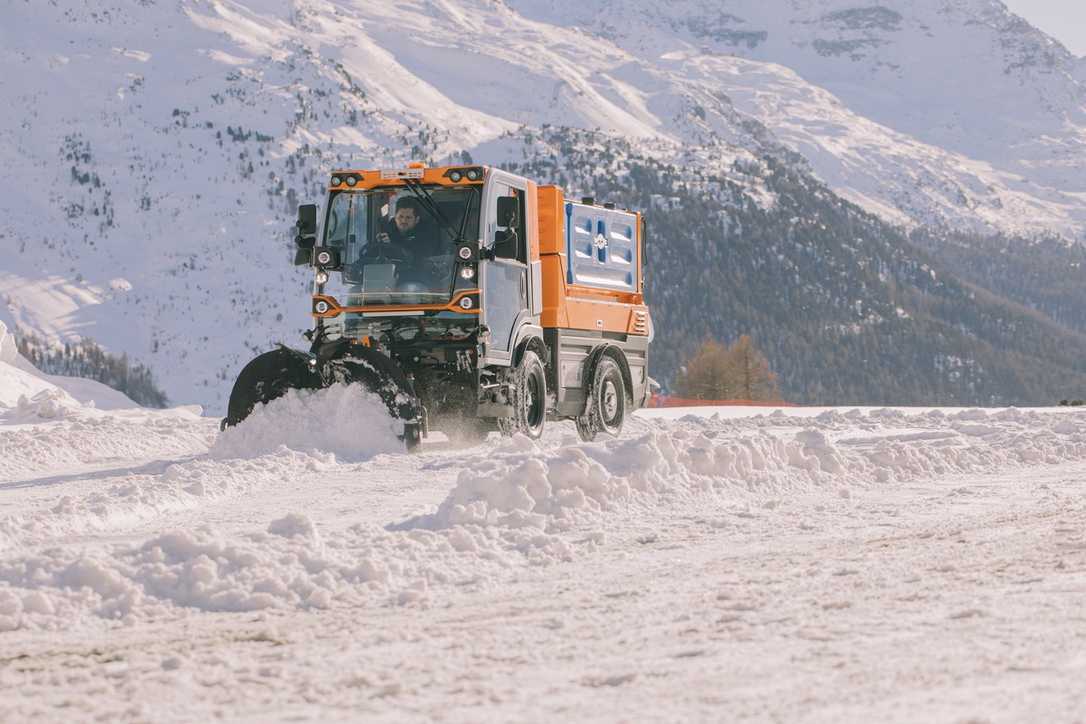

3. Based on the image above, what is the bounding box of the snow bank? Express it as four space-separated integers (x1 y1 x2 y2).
3 388 84 422
4 407 1086 631
0 320 139 412
0 321 59 408
0 324 219 510
0 409 214 484
211 384 401 462
0 509 556 631
427 427 850 532
424 408 1086 537
0 447 317 553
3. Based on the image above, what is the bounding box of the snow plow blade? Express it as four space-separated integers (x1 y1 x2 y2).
222 347 321 430
222 344 424 451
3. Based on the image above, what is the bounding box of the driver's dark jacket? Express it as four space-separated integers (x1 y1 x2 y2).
382 219 442 258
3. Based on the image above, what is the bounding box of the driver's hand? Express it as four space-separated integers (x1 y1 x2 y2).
377 232 390 243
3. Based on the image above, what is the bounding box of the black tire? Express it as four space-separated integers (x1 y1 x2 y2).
223 347 322 428
575 356 627 442
499 350 547 439
574 414 597 443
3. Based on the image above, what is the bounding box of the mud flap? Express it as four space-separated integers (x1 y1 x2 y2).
403 421 423 452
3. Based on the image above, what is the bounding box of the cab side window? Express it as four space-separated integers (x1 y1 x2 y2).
492 184 526 263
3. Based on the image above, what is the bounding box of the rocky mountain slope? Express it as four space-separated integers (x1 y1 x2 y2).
2 0 1085 408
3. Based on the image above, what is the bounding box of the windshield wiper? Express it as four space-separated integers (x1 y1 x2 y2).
456 188 477 243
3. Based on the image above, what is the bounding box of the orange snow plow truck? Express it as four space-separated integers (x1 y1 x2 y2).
223 163 652 450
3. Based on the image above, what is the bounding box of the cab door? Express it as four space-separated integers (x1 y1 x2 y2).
480 172 529 365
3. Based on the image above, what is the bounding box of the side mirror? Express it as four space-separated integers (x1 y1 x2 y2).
297 204 318 241
496 196 519 228
294 204 318 266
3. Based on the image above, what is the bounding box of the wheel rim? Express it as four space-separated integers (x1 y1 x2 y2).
526 371 544 431
601 379 619 422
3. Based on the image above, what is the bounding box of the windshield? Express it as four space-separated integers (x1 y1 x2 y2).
320 185 479 305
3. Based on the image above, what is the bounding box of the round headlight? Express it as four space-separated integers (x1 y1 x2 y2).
459 296 474 310
460 266 475 280
314 300 330 314
315 270 329 285
331 176 342 186
449 171 463 182
466 169 481 181
457 245 473 260
345 175 357 187
316 250 332 266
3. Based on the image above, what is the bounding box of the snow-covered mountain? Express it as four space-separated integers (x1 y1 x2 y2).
2 0 1085 408
510 0 1086 233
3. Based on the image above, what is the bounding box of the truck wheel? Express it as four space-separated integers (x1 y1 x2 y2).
574 415 597 442
575 356 626 442
500 350 547 439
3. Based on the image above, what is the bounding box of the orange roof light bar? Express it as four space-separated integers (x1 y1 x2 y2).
327 165 487 191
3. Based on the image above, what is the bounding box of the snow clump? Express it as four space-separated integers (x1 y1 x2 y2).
212 384 401 462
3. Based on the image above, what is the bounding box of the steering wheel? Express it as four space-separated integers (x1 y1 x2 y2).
360 241 415 263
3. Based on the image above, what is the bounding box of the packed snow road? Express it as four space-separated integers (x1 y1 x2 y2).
2 379 1086 721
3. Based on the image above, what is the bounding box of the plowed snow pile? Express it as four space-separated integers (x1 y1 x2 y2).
3 406 1086 633
211 384 402 461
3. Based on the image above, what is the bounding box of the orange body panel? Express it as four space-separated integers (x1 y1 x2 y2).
537 185 565 255
525 181 541 263
537 186 649 336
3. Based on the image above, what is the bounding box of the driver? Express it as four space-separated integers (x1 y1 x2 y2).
376 197 440 258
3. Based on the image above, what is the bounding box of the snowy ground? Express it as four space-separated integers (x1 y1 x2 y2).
3 341 1086 721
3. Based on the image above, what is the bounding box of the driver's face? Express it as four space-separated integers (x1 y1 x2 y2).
394 207 420 232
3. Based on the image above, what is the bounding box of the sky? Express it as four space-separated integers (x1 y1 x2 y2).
1003 0 1086 56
